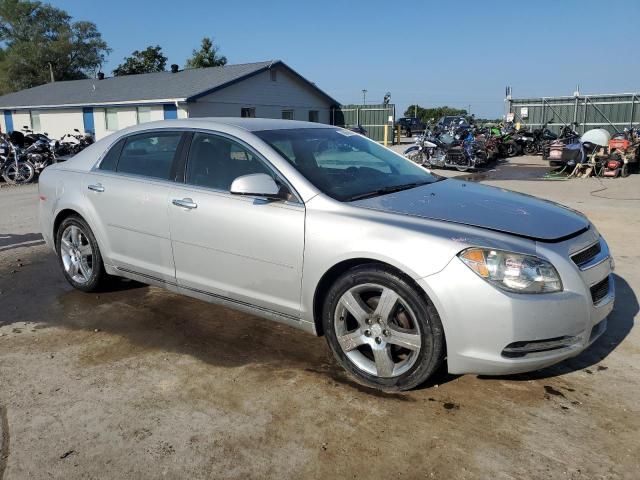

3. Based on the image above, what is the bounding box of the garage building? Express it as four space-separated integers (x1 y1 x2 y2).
0 60 338 140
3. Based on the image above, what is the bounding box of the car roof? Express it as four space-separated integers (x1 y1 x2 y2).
132 117 335 132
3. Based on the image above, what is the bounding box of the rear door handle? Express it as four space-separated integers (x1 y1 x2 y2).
172 198 197 210
88 183 104 193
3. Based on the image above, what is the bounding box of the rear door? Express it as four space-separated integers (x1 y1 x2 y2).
167 131 305 317
84 130 185 283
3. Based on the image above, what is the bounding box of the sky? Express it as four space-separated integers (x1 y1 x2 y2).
53 0 640 119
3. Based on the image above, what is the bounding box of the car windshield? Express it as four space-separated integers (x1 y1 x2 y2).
254 128 440 201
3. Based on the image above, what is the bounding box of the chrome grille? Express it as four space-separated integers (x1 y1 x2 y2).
590 277 610 305
572 242 601 267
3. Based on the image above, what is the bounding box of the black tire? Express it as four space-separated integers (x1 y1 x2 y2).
322 264 445 391
621 163 629 178
55 214 109 292
2 160 35 184
523 143 537 155
506 142 519 157
405 128 412 138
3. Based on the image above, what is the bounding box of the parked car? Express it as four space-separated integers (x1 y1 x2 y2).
39 118 614 391
397 117 425 137
438 116 469 128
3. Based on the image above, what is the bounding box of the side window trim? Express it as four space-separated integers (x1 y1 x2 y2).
182 129 303 204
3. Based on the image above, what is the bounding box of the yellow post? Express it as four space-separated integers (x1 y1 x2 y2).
384 124 388 146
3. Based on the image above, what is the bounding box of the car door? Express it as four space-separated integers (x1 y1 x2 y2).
168 131 305 318
84 130 185 283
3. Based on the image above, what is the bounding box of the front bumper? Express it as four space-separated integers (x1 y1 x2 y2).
419 232 614 376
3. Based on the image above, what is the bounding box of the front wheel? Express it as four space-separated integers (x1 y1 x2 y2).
322 264 445 391
2 161 35 184
523 143 537 155
405 150 426 166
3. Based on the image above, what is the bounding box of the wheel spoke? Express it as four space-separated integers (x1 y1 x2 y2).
372 345 395 377
386 326 421 351
374 287 399 321
70 226 80 246
339 291 369 326
78 243 92 256
68 260 78 277
337 329 367 352
60 238 72 255
78 260 91 281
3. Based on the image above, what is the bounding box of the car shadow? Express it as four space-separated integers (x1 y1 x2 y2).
1 249 633 393
479 273 636 382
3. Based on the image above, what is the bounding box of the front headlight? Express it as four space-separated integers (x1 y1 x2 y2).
459 248 562 293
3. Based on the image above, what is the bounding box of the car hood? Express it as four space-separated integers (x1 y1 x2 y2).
351 179 589 241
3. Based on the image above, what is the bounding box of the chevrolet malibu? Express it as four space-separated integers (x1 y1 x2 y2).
38 118 615 391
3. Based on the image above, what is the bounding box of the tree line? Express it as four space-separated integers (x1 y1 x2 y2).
0 0 227 94
404 104 500 124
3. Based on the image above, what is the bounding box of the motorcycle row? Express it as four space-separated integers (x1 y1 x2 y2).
403 120 538 172
0 127 94 185
403 119 639 178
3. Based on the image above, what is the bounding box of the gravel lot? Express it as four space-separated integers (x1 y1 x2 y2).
1 157 639 479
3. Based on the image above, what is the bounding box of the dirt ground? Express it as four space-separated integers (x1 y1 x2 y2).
1 157 639 479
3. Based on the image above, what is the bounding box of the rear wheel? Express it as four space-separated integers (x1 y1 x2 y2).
55 215 109 292
523 143 537 155
2 161 35 184
621 163 629 178
322 264 445 391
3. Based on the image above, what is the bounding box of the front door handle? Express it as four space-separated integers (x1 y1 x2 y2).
88 183 104 193
172 198 198 209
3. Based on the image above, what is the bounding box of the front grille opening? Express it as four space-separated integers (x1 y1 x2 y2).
590 277 610 305
572 242 601 267
502 336 580 358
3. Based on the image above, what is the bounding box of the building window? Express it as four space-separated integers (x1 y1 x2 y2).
241 107 256 118
270 69 277 82
281 110 294 120
308 110 319 123
30 110 41 131
136 106 151 124
105 108 119 131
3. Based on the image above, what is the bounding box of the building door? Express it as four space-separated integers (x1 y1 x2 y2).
82 107 94 134
3 111 13 132
163 104 178 119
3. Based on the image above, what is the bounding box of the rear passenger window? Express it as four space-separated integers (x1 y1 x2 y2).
117 132 182 180
186 133 272 191
99 138 125 171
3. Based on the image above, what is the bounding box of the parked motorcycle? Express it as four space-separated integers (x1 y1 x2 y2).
0 134 36 184
404 122 487 172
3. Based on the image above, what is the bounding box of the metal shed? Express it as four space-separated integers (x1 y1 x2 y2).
508 93 640 134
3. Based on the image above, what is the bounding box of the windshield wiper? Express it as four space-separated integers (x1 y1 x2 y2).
346 181 433 202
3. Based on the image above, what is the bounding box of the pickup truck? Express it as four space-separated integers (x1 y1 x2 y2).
397 117 425 137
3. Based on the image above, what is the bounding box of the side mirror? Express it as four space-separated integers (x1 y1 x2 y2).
230 173 286 200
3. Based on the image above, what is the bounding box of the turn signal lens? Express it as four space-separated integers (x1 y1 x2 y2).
459 248 562 294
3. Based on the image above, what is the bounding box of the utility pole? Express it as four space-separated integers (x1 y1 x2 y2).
48 62 55 83
362 89 367 105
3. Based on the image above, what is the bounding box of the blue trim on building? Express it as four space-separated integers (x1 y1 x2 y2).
163 104 178 119
3 110 13 132
82 107 95 134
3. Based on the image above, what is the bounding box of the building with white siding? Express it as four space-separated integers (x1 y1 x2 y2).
0 61 338 140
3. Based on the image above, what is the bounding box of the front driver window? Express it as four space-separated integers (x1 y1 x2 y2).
186 133 272 191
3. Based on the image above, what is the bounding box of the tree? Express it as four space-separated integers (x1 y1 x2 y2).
0 0 110 93
112 45 167 76
185 37 226 69
404 105 467 124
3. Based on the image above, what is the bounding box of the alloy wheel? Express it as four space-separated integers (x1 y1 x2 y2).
60 225 94 284
333 283 422 378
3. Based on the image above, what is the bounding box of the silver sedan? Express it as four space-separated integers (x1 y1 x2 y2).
38 118 615 391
